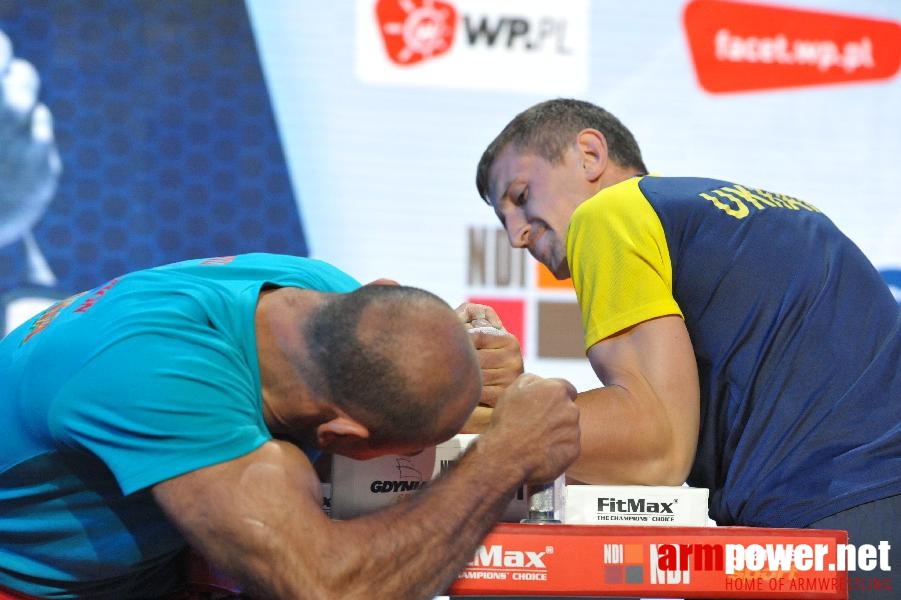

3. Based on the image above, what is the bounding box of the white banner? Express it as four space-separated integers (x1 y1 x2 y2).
355 0 589 93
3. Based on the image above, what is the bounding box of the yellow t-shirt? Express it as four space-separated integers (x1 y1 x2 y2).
567 176 682 350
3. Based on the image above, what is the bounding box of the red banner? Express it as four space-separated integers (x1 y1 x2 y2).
683 0 901 93
449 523 854 598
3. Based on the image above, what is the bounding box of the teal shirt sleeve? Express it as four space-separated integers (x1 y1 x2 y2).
49 324 270 496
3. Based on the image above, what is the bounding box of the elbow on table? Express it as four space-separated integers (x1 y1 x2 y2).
567 444 694 488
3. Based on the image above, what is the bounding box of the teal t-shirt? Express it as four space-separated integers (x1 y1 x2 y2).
0 254 360 598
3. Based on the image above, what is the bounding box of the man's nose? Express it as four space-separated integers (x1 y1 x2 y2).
506 217 530 248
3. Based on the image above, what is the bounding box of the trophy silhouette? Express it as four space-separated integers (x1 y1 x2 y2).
1 30 62 332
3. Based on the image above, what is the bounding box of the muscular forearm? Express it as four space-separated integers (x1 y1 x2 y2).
232 438 523 600
450 387 693 485
568 385 694 485
157 375 579 600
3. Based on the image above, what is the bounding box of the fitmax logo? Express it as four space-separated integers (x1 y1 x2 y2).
469 544 549 569
374 0 574 66
598 498 676 514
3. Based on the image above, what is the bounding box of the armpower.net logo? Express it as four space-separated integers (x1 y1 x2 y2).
683 0 901 93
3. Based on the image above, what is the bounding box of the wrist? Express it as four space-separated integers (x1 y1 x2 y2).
468 429 530 487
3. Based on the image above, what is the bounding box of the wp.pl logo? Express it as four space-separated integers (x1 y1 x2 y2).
375 0 457 66
358 0 588 93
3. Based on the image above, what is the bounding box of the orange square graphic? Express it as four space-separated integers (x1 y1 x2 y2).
624 544 643 563
536 262 575 290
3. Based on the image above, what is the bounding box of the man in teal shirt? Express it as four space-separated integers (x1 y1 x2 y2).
0 253 581 599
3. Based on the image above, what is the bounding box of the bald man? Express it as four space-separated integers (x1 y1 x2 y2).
0 253 580 600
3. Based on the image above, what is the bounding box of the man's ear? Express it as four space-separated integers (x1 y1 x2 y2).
366 278 400 286
576 128 608 182
316 414 370 450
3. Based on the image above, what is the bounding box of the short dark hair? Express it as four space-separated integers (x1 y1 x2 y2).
304 285 469 446
476 98 648 203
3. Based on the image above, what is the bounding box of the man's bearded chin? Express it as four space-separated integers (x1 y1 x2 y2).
549 254 571 280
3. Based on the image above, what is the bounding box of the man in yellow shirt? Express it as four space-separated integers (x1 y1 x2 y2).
474 98 900 599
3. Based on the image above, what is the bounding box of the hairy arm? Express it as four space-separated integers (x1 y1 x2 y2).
153 376 578 600
568 315 700 485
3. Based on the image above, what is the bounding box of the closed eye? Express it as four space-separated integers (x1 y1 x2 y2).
514 186 528 207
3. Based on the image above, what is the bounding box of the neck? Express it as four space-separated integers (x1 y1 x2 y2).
596 162 644 192
255 287 331 439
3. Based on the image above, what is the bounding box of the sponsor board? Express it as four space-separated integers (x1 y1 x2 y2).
565 484 710 527
330 434 527 521
356 0 589 93
683 0 901 93
449 523 852 598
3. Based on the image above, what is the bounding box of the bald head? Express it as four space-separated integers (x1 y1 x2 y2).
304 285 481 446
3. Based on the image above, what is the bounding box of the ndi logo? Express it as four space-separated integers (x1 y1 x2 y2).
465 225 584 360
601 543 645 585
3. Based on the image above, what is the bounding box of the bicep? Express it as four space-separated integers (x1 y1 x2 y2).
588 315 697 393
587 315 700 476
